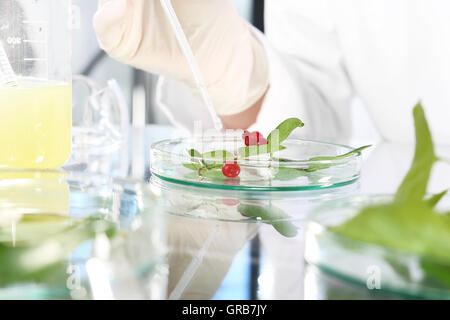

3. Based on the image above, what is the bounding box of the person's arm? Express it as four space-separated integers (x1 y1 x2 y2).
220 87 268 130
94 0 270 128
157 0 354 142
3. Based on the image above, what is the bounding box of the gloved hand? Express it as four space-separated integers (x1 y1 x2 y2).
93 0 269 116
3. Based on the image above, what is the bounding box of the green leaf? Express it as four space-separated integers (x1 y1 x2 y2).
426 190 448 209
383 255 413 282
200 169 226 182
305 162 341 173
267 118 304 145
184 149 206 171
238 204 298 238
394 103 438 204
238 144 286 158
183 149 231 178
308 145 372 162
202 150 235 162
421 260 450 287
187 149 202 158
183 163 203 171
306 145 371 172
272 157 297 163
184 168 226 181
330 102 450 286
274 167 306 181
0 216 117 288
205 163 224 170
331 202 450 263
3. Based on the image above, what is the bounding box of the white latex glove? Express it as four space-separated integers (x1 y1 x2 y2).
93 0 269 116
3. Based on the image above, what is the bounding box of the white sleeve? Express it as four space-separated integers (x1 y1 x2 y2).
256 0 353 143
156 0 353 143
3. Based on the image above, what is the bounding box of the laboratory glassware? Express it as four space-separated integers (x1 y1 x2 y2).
71 75 129 156
150 135 364 191
305 195 450 299
151 176 357 299
0 0 72 169
0 170 166 300
159 0 223 131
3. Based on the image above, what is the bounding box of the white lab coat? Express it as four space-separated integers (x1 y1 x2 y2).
156 0 450 144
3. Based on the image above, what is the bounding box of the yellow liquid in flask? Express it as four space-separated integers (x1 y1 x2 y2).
0 80 72 169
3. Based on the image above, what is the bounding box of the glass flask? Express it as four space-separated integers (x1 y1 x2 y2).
0 0 72 169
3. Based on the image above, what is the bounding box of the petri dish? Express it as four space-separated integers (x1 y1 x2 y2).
0 170 166 300
305 195 450 300
150 136 364 191
151 176 357 224
150 176 357 300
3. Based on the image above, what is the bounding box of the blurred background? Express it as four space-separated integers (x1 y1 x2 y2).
72 0 262 128
72 0 378 141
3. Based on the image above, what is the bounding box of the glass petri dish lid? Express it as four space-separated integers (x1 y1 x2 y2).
305 195 450 299
150 136 365 191
0 169 166 300
151 175 358 224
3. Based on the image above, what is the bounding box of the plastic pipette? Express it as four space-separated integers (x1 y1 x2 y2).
159 0 224 132
0 42 18 87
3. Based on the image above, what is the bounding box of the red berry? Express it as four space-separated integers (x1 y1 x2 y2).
242 130 251 146
257 136 269 146
243 130 268 146
222 162 241 178
248 132 261 146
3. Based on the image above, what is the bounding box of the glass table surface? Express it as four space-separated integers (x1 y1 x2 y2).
27 126 450 300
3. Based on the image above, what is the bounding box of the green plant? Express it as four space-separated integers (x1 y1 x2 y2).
331 103 450 286
183 118 370 180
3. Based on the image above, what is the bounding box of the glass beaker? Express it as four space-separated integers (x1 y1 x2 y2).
0 0 72 169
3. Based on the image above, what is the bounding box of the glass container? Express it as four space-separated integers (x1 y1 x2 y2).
0 170 166 300
150 136 364 191
151 176 357 300
305 195 450 299
0 0 72 169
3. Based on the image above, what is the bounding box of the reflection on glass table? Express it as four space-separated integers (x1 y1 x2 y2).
63 125 450 300
151 136 365 191
151 176 358 300
0 170 166 300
